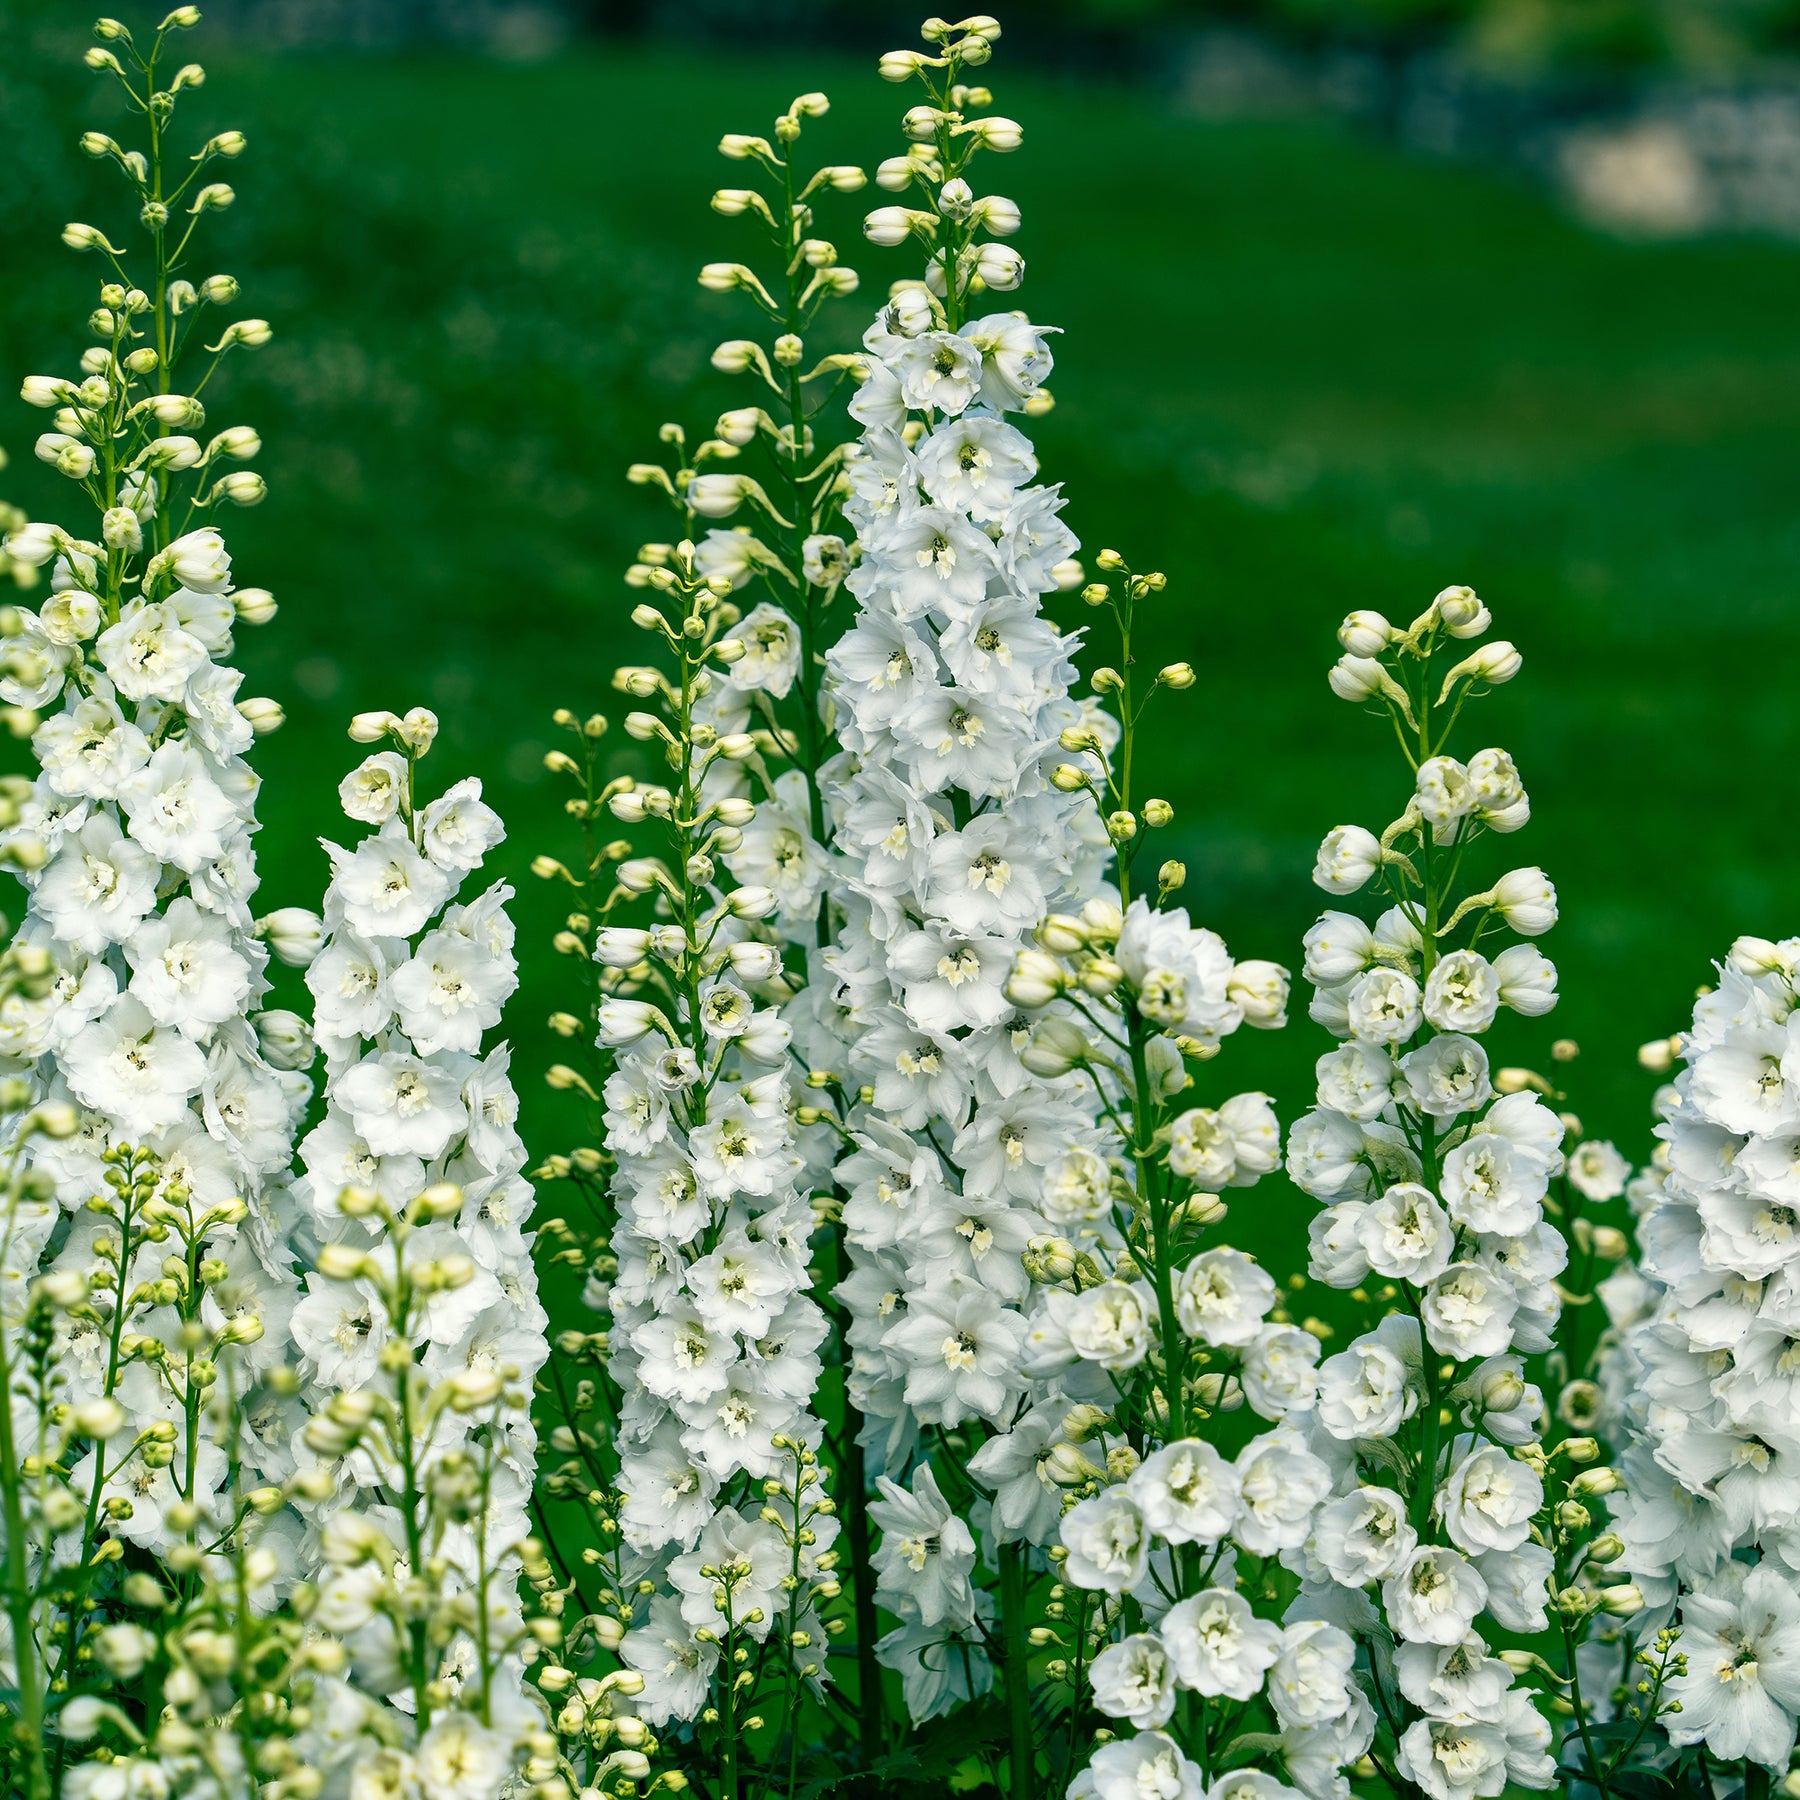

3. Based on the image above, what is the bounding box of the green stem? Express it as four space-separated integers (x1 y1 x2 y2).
999 1541 1035 1800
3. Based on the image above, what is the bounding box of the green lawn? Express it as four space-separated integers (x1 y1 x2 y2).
5 31 1800 1231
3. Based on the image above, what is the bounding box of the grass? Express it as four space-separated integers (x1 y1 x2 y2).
4 28 1800 1268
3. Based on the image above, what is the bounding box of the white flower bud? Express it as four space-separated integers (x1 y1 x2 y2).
1434 584 1490 638
1313 825 1382 896
974 194 1021 235
233 586 277 624
1491 866 1557 936
864 206 929 248
595 928 652 969
230 694 282 736
348 709 400 742
1327 654 1387 702
101 506 142 553
687 473 751 518
973 243 1024 290
57 1697 108 1741
256 907 324 968
969 116 1023 150
1337 610 1392 656
71 1397 128 1439
1020 1017 1090 1077
1444 639 1521 690
1006 947 1064 1008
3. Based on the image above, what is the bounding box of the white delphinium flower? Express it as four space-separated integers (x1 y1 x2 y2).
287 716 544 1783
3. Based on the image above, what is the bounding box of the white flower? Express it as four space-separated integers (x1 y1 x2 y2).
1566 1138 1630 1201
339 751 408 823
35 696 150 798
1400 1034 1492 1119
1440 1133 1547 1236
1313 826 1381 895
1355 1183 1453 1284
1666 1562 1800 1768
390 927 509 1055
728 601 803 697
1241 1324 1321 1419
419 776 504 871
1169 1094 1279 1189
64 998 207 1136
1089 1633 1178 1729
1345 968 1421 1045
1491 942 1558 1016
35 813 161 953
335 1049 468 1158
1423 950 1499 1035
1312 1484 1418 1585
1175 1247 1276 1345
413 1714 513 1800
327 823 453 938
1160 1587 1281 1699
1490 865 1556 936
622 1593 723 1726
1383 1546 1488 1646
1060 1486 1151 1594
1314 1041 1395 1121
1316 1315 1420 1442
95 599 208 700
1128 1438 1240 1545
1066 1280 1155 1370
667 1507 791 1641
124 896 254 1039
1395 1717 1509 1800
1234 1426 1332 1555
1072 1732 1204 1800
914 412 1036 521
870 1461 977 1629
1440 1446 1543 1554
306 931 395 1044
1420 1263 1518 1360
883 1280 1028 1425
924 815 1047 936
1394 1634 1511 1723
1268 1620 1355 1728
892 330 985 412
117 741 238 873
1303 912 1377 984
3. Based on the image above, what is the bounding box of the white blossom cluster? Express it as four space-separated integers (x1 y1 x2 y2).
0 514 311 1498
1610 937 1800 1771
1276 592 1586 1800
283 711 553 1784
593 579 838 1738
815 272 1127 1710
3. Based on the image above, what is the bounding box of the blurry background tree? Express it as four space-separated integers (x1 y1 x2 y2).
3 0 1799 1266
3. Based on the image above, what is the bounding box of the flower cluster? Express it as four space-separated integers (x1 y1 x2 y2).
1276 592 1653 1799
0 16 336 1796
1610 938 1800 1773
816 25 1120 1728
280 710 559 1786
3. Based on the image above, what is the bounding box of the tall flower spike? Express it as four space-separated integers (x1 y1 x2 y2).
820 18 1116 1734
1282 590 1596 1800
286 709 554 1786
529 79 869 1795
0 15 320 1794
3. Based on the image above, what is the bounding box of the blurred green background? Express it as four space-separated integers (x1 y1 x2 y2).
3 5 1799 1218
